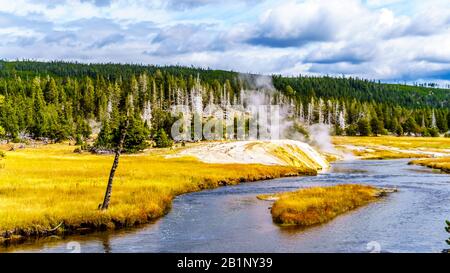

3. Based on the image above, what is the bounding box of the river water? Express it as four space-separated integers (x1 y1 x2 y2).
4 159 450 253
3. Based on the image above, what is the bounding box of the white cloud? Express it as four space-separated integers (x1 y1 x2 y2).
0 0 449 83
0 0 171 24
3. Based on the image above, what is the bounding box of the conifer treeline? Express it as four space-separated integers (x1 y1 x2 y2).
0 60 448 143
273 76 450 137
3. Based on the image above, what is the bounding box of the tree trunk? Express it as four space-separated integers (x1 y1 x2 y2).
100 149 121 210
100 119 129 210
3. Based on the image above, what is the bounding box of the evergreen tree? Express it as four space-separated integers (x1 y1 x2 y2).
122 114 150 153
447 112 450 131
0 97 19 138
436 111 449 133
395 124 404 136
75 134 83 145
0 60 448 142
94 88 149 154
94 120 114 150
346 124 358 136
75 118 92 139
285 85 295 97
334 124 344 136
403 117 419 135
370 116 384 136
150 108 176 139
155 128 173 148
421 127 430 137
428 127 440 137
43 77 58 104
82 77 95 117
31 77 48 137
0 125 5 139
357 118 372 136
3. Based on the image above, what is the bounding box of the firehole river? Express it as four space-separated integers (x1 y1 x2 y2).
3 159 450 253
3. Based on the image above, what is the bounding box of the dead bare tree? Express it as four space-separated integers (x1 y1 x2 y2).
100 118 129 210
100 93 133 210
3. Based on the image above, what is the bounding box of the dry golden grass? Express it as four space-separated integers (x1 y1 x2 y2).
259 184 384 226
333 136 450 149
409 157 450 173
0 143 311 243
350 149 428 160
333 136 450 159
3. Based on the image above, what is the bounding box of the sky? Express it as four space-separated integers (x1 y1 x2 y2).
0 0 449 84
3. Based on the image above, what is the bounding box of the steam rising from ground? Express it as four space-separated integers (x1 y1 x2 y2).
239 74 340 157
239 74 275 90
169 73 344 161
308 124 335 154
170 75 345 168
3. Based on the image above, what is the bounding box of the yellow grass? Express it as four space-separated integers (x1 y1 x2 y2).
333 136 450 159
258 184 384 226
0 143 312 243
409 157 450 173
350 149 428 160
333 136 450 149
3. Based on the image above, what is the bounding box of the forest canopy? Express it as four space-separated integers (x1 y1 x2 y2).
0 60 448 148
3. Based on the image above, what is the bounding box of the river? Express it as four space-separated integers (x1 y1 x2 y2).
3 159 450 253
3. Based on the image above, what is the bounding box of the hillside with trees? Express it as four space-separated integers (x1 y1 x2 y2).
0 60 449 151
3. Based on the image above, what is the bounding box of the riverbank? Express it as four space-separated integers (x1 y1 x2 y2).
409 158 450 173
333 136 450 159
0 142 317 245
258 184 392 226
5 159 449 253
2 136 448 247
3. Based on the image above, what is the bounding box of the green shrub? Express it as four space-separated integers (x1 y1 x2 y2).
75 134 83 145
346 124 358 136
429 127 440 137
80 143 90 151
0 126 5 139
155 129 173 148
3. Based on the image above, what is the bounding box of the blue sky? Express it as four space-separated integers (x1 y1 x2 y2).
0 0 449 84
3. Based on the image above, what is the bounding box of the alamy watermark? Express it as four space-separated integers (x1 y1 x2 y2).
169 104 282 141
67 241 81 253
366 241 381 253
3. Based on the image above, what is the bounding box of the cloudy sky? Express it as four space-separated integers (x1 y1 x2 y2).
1 0 449 83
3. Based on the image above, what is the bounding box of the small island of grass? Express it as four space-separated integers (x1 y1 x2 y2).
258 184 393 226
409 158 450 173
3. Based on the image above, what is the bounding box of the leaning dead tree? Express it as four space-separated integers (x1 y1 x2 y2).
100 94 133 210
100 118 129 210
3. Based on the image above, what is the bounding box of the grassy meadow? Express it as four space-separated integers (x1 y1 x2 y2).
259 184 386 226
409 158 450 173
0 143 310 243
333 136 450 159
2 136 449 244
